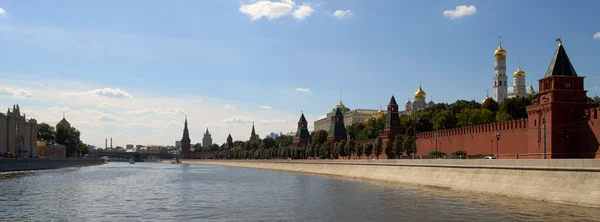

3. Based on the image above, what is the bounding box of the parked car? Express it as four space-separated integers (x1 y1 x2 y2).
483 156 496 159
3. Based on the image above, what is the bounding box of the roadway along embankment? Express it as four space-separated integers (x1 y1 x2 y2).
0 158 105 172
183 159 600 208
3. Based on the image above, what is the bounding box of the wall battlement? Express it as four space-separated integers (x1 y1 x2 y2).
585 106 600 120
417 119 528 139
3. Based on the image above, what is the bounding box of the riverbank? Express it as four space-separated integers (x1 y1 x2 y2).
182 159 600 208
0 158 105 172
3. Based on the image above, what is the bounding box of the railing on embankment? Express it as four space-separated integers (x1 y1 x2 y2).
0 158 105 172
183 159 600 208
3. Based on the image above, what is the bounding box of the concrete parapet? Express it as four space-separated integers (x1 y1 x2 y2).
0 158 104 172
184 159 600 207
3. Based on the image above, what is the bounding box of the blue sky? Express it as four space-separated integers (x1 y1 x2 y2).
1 0 599 148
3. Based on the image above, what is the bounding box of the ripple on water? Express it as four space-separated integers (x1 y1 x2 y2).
1 162 600 221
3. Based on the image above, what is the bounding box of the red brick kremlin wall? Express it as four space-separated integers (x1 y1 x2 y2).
416 119 529 159
582 107 600 158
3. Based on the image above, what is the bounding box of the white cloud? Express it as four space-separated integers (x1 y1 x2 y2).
97 114 118 122
239 0 295 20
63 88 134 99
594 32 600 40
295 88 311 93
0 8 5 15
293 4 314 20
258 105 273 109
0 87 12 96
223 116 253 124
97 102 115 108
123 108 159 115
257 119 287 124
123 108 185 116
443 5 477 19
0 87 32 98
165 108 186 116
195 99 203 103
333 10 353 19
239 0 314 21
1 76 299 148
223 104 236 109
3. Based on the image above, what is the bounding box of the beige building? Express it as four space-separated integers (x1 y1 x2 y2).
314 101 383 132
36 141 67 158
0 105 38 157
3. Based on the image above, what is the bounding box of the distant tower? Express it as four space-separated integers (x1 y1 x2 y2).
105 138 107 149
181 117 191 159
226 133 233 149
250 122 258 141
58 112 71 128
293 112 312 147
110 138 112 148
328 106 347 143
493 36 508 103
529 84 536 95
202 128 213 148
380 95 402 144
513 60 527 97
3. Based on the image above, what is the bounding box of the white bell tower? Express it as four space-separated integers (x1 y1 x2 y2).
493 36 508 103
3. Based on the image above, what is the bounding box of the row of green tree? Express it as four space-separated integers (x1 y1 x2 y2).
37 122 88 157
214 130 418 159
215 95 600 160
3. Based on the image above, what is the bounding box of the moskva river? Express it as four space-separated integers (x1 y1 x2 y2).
1 162 599 221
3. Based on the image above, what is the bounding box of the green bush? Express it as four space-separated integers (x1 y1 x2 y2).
450 150 467 156
427 150 447 156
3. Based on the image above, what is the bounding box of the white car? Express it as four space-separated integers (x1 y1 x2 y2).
483 156 496 159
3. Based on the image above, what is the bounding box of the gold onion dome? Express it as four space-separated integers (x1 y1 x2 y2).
414 84 426 100
513 61 526 77
336 100 346 109
494 37 506 59
482 96 492 104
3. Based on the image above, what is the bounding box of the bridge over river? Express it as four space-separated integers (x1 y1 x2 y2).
87 151 177 162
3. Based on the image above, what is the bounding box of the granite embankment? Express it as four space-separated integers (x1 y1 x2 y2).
0 158 105 172
183 159 600 207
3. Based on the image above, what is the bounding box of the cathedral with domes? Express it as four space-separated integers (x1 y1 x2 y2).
405 84 435 115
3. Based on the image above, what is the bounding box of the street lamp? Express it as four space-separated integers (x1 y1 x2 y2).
412 117 419 159
495 133 501 159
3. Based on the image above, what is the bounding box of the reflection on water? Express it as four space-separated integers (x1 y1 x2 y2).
0 162 599 221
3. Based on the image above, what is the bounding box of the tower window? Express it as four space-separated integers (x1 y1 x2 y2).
566 81 572 89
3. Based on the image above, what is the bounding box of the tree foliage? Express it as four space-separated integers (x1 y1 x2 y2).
432 110 455 130
37 123 55 142
456 109 494 127
392 135 404 157
311 130 329 145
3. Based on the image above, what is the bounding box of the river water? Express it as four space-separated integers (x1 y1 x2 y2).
0 162 599 221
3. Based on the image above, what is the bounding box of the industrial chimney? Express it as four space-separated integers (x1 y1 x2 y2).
110 138 113 148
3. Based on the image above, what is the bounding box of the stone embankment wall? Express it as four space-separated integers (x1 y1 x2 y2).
0 158 104 172
183 159 600 207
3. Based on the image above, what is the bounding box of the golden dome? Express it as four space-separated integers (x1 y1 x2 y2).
414 84 426 100
513 68 525 77
372 106 385 119
336 100 346 109
482 96 492 104
513 61 525 77
494 37 506 59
